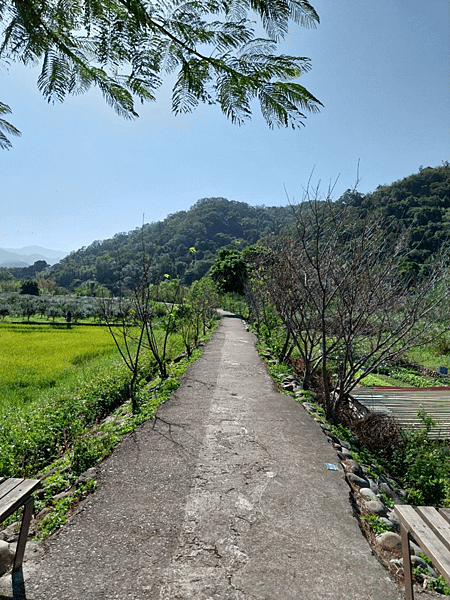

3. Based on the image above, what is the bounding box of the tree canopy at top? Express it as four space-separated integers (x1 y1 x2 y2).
0 0 322 145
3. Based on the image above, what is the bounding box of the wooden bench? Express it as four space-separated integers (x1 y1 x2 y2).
395 505 450 600
0 477 41 573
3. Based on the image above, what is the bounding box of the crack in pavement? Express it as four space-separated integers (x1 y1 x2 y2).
157 336 275 600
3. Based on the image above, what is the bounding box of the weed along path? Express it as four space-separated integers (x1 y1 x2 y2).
23 313 403 600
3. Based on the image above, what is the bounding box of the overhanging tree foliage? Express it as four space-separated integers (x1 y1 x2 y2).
0 101 20 149
1 0 323 145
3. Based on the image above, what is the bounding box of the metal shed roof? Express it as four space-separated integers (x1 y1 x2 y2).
350 387 450 439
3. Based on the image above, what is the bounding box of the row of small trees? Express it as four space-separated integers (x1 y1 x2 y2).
0 294 103 322
101 269 219 410
0 274 219 412
237 193 450 422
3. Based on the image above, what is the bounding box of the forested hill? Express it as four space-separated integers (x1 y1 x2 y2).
352 163 450 273
51 164 450 293
52 198 295 292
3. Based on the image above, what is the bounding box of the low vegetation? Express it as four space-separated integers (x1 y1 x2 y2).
0 323 116 408
0 279 219 480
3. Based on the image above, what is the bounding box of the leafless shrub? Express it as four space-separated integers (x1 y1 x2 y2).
351 413 403 457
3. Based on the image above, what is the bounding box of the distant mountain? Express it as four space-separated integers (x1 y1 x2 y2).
0 246 68 267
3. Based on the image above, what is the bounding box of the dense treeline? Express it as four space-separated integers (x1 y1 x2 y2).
345 163 450 275
51 198 295 293
50 164 450 292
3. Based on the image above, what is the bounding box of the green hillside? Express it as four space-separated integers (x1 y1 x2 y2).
354 163 450 274
5 164 449 295
51 198 295 293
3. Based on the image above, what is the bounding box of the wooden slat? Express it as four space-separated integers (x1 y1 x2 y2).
395 505 450 582
0 478 23 501
417 507 450 552
0 479 41 522
440 508 450 525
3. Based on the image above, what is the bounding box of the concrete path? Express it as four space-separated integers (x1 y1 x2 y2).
20 314 404 599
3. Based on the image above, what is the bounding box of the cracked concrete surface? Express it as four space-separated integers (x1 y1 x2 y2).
16 313 404 599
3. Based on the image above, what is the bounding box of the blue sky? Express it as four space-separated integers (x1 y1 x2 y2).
1 0 449 252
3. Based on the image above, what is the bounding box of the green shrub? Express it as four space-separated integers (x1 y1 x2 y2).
385 410 450 506
428 575 450 595
72 432 118 476
363 514 393 534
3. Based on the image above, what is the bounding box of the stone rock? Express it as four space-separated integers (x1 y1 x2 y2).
338 439 351 450
0 541 14 576
409 541 422 556
367 478 379 494
53 490 72 502
282 383 295 392
378 517 395 530
0 523 20 543
339 448 352 459
365 499 387 517
282 375 297 382
378 482 394 496
329 435 342 446
379 474 401 489
342 459 363 476
379 485 406 505
410 555 437 578
346 473 369 488
376 532 403 553
386 510 401 532
360 465 372 478
359 487 377 500
75 467 98 485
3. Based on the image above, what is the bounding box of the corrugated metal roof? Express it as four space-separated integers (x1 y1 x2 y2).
350 387 450 439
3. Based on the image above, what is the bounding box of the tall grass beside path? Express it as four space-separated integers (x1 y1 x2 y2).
0 308 219 544
0 323 199 478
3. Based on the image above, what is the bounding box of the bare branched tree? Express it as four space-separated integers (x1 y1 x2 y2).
248 192 450 421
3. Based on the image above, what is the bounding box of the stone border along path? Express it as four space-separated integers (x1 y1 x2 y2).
11 313 406 599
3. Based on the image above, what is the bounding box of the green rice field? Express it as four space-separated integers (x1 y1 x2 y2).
0 323 117 409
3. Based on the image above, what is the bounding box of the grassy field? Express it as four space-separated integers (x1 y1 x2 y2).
0 320 197 477
0 323 117 409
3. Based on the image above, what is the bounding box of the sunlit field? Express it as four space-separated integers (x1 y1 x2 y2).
0 323 117 409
